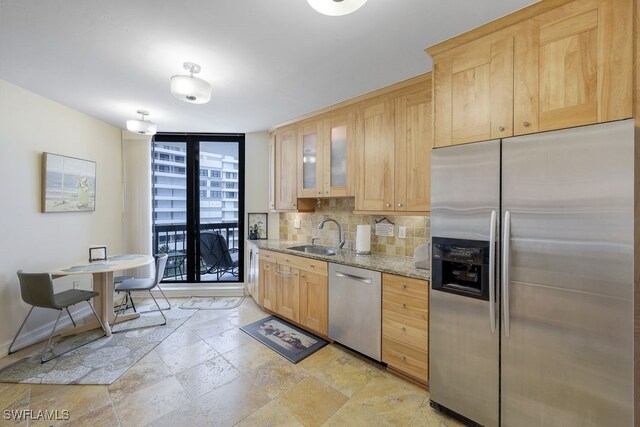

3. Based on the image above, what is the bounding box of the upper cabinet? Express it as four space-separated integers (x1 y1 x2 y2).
270 73 432 214
356 79 433 213
432 34 514 147
274 126 298 211
297 112 355 199
428 0 633 147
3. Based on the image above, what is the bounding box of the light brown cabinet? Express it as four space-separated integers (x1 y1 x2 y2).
297 112 355 199
513 0 633 135
382 273 429 384
258 250 328 336
432 34 513 147
356 80 432 213
428 0 633 147
299 270 328 335
259 260 277 312
275 265 299 322
274 126 298 211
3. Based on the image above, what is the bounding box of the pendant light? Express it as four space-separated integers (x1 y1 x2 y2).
307 0 368 16
126 110 157 135
170 62 212 104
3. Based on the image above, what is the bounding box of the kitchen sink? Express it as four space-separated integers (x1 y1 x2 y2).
287 245 336 256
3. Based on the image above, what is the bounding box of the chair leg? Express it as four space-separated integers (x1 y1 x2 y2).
41 310 64 363
128 292 137 312
112 293 128 329
8 306 35 355
155 284 171 310
149 291 167 325
40 301 107 364
66 308 77 327
87 300 107 333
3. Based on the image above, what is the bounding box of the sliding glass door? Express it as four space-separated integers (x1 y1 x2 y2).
152 134 244 284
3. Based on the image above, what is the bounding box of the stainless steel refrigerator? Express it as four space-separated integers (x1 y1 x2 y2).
429 120 636 427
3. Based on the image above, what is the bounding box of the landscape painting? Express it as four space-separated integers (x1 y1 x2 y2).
42 153 96 212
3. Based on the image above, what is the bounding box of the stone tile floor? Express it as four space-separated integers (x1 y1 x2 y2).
0 298 464 427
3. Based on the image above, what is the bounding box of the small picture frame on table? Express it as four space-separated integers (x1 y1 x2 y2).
248 213 268 240
89 246 107 262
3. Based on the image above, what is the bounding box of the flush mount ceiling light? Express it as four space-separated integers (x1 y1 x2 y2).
170 62 212 104
307 0 368 16
126 110 157 135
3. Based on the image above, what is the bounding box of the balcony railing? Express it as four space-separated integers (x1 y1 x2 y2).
154 222 239 281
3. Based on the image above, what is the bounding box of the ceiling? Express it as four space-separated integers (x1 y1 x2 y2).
0 0 536 133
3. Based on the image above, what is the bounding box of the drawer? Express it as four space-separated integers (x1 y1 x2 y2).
277 253 328 275
383 291 428 316
383 310 427 349
382 298 427 322
261 250 278 262
383 273 429 301
382 336 428 383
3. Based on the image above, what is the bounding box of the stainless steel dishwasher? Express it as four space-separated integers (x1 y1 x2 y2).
328 263 381 361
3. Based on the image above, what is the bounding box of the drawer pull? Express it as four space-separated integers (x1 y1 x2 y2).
401 355 407 361
523 121 530 128
498 126 505 132
402 304 406 309
401 327 407 332
401 284 407 289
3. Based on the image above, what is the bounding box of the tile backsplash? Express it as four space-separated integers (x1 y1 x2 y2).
279 198 430 257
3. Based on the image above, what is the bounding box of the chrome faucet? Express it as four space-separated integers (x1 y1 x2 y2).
318 218 345 249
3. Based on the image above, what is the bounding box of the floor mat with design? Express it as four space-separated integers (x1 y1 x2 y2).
241 315 327 363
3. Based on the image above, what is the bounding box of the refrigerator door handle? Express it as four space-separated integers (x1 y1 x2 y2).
502 211 511 337
489 210 497 333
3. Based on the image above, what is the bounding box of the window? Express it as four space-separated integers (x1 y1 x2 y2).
152 134 245 284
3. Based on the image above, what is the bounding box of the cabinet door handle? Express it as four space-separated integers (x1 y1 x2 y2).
402 303 406 309
325 190 329 194
397 203 403 207
401 284 407 289
385 203 391 208
401 355 407 361
498 126 505 132
401 327 407 332
523 121 530 128
292 203 296 207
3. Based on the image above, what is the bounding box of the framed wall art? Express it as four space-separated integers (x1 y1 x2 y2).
248 212 268 240
42 152 96 212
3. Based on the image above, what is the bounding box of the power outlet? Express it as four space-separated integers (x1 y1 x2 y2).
398 226 407 239
73 280 80 289
294 219 301 229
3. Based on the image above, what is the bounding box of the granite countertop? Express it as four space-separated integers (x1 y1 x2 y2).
248 240 430 281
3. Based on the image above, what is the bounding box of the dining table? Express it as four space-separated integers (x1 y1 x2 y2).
49 254 155 336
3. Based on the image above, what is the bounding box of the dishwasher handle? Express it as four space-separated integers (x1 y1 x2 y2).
334 271 373 284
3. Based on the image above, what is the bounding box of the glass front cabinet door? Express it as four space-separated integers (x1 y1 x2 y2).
297 121 324 198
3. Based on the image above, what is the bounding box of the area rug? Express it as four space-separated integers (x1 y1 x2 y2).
0 303 196 385
180 296 244 310
241 316 327 363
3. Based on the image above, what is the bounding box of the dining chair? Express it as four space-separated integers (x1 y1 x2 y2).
114 275 136 313
112 254 168 332
9 271 106 363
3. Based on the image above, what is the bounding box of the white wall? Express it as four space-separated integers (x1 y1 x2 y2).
0 80 123 356
244 132 279 282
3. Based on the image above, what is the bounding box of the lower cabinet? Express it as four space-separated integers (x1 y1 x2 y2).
299 270 328 335
382 273 429 385
259 260 278 312
259 250 328 336
275 266 299 322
